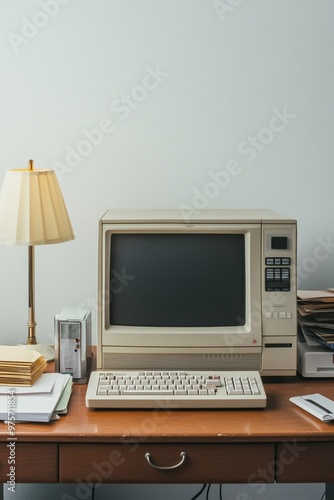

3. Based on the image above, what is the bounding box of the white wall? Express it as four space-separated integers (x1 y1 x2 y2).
0 1 333 498
0 0 333 347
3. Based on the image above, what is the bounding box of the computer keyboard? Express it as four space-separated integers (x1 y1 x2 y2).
85 370 267 409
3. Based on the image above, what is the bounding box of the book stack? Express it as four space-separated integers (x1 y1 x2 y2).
297 289 334 350
0 346 47 386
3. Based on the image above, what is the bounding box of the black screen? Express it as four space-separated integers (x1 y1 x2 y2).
109 234 245 327
271 236 288 250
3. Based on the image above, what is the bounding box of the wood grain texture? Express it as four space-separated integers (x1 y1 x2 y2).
1 375 333 444
0 444 58 482
1 354 334 484
59 443 274 483
276 442 334 483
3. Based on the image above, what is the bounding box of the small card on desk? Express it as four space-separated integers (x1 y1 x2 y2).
290 393 334 422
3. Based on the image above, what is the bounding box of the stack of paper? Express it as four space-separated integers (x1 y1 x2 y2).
0 346 47 386
297 289 334 349
0 372 73 422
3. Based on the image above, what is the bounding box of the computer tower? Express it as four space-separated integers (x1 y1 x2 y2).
54 308 91 383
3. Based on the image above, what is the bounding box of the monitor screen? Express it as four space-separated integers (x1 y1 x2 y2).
109 233 245 328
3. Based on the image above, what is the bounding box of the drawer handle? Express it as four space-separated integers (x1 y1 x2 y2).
145 451 186 470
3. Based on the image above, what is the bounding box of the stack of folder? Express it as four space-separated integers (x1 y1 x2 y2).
0 346 47 386
0 346 73 422
297 289 334 349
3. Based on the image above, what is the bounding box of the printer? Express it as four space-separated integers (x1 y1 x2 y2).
297 328 334 377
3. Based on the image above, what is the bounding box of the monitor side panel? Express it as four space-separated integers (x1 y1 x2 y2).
261 223 297 375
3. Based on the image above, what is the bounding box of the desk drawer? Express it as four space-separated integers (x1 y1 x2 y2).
0 443 58 483
60 443 274 483
276 442 334 483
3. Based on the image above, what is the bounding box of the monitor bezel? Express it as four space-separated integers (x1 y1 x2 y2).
98 222 262 350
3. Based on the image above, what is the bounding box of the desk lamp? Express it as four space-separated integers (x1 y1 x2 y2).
0 160 75 360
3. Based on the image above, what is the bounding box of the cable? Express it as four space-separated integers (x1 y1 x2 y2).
319 491 326 500
206 484 211 499
91 483 95 500
219 484 223 500
189 484 208 499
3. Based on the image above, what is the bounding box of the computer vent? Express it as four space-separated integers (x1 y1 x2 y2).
102 352 261 371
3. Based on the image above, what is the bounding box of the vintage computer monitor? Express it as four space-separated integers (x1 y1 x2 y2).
97 209 297 376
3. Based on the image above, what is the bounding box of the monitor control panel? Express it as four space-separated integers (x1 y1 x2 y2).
265 257 291 291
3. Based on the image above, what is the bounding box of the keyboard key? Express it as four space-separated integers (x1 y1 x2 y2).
121 389 174 396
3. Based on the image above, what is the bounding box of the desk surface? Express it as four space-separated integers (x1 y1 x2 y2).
1 371 334 444
1 364 334 486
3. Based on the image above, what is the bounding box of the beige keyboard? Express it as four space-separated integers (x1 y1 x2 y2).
85 370 267 409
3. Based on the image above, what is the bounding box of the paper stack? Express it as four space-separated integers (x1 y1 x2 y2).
0 346 47 386
297 289 334 349
0 372 73 422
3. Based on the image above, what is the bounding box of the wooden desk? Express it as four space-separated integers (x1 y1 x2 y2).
1 373 334 496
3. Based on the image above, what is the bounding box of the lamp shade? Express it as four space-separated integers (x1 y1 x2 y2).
0 168 75 245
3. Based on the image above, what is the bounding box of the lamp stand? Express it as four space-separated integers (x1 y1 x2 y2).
27 245 37 345
17 245 55 361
